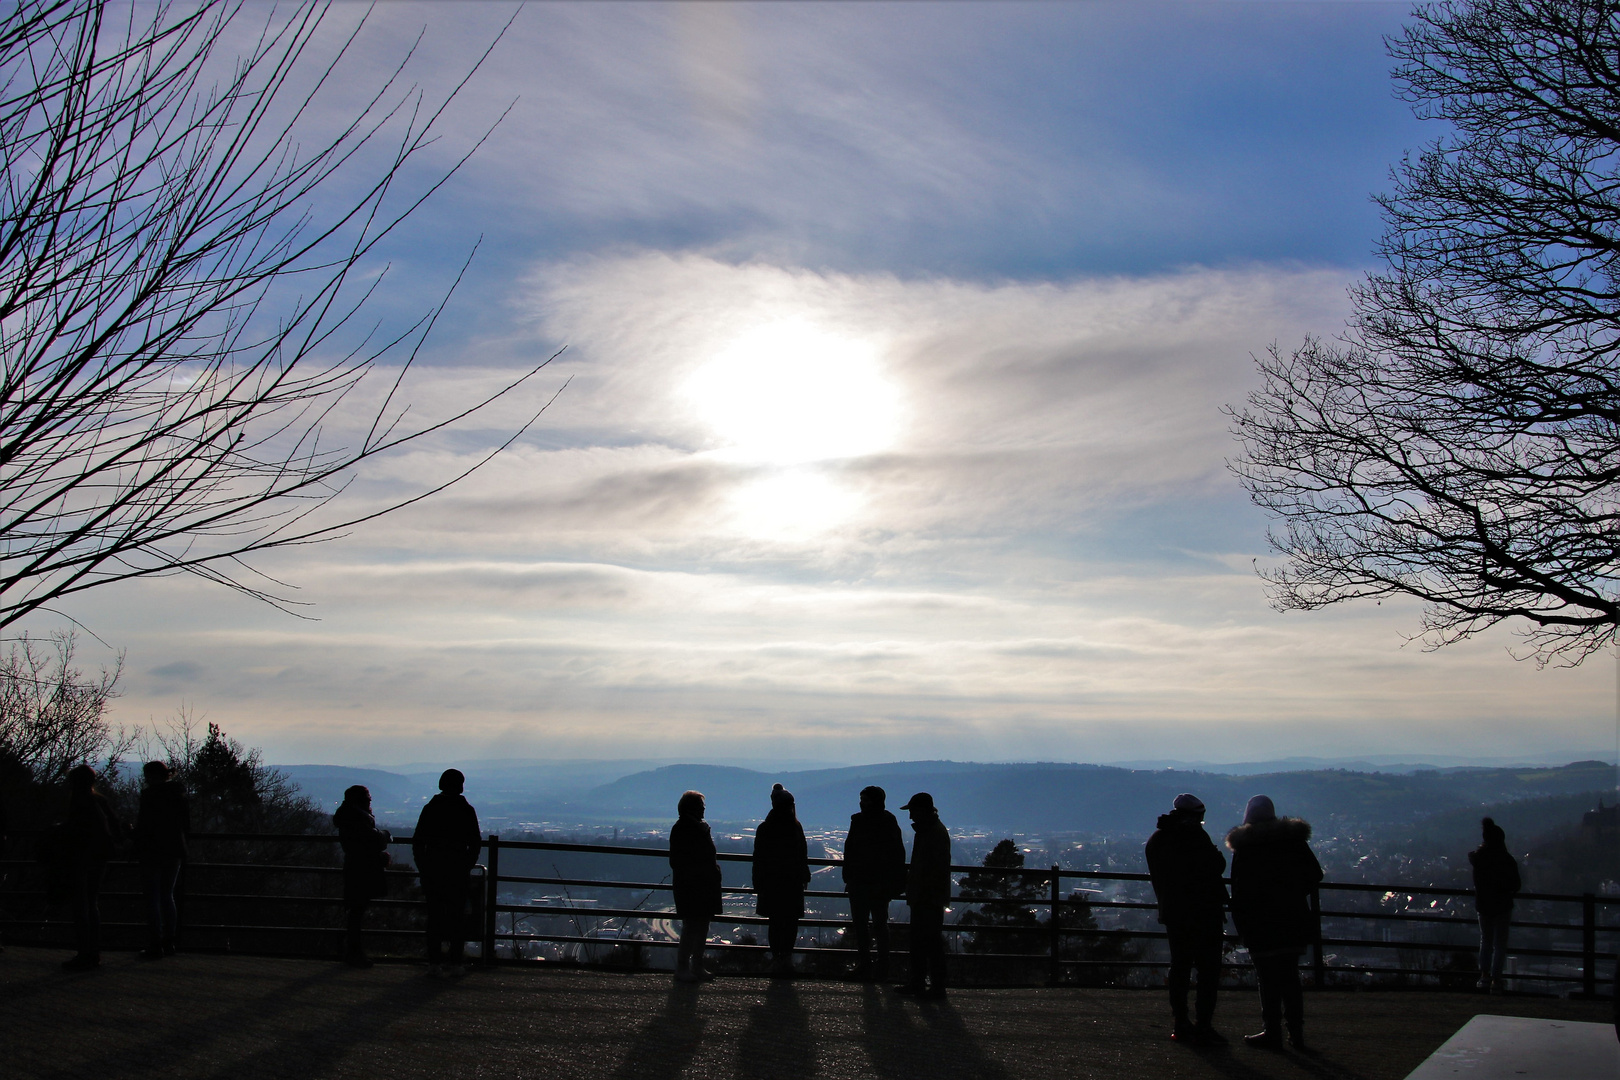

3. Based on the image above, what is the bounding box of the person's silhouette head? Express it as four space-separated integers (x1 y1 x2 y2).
770 783 794 812
439 769 465 794
66 763 96 791
1481 816 1506 848
342 784 371 809
678 790 705 820
900 792 935 826
859 785 886 813
143 760 170 786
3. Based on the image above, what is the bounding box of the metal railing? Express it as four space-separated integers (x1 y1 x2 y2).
1 831 1614 994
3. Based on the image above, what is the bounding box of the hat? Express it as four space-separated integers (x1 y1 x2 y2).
1243 794 1276 825
1172 793 1205 816
771 782 794 808
900 792 935 812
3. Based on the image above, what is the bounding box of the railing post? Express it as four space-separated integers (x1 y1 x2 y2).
1048 866 1062 986
1582 893 1597 998
1310 886 1325 989
484 834 500 966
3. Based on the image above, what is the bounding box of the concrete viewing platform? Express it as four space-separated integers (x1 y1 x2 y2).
0 947 1613 1080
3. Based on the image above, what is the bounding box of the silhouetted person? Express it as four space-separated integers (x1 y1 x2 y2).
898 792 950 999
842 784 906 981
412 769 481 976
133 761 190 960
62 764 121 971
334 784 390 968
1146 793 1228 1046
753 783 811 977
1469 816 1521 993
670 789 721 984
1227 794 1322 1051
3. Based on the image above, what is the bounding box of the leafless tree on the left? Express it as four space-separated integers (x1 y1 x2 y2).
0 0 561 632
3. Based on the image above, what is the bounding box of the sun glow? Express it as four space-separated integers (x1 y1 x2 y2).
684 319 901 465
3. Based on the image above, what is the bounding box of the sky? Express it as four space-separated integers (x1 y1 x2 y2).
46 1 1620 769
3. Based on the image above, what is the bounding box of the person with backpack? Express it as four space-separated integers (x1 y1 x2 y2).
842 785 907 981
412 769 482 976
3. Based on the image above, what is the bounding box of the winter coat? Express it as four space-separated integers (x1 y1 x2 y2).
1226 816 1323 954
1145 812 1228 934
412 793 482 879
842 808 907 900
334 802 390 904
753 807 811 919
133 780 191 864
1469 844 1521 918
906 813 952 911
670 816 723 920
65 788 121 864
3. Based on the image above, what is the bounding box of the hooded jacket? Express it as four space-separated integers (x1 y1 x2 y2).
1145 811 1227 931
133 780 191 864
1468 844 1521 917
906 813 952 910
1226 816 1323 953
669 815 723 919
412 792 481 878
333 801 390 903
753 806 811 919
842 808 907 899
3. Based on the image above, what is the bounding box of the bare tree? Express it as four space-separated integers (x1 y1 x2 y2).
0 0 559 629
1230 0 1620 663
0 630 123 784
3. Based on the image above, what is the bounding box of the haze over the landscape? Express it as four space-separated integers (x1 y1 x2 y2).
27 2 1620 769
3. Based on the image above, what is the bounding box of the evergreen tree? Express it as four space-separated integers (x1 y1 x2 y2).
956 839 1046 954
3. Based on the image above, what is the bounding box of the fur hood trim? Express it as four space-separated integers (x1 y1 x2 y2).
1226 816 1311 851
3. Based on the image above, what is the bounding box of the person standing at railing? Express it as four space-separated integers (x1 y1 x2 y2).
1227 794 1322 1052
1146 793 1229 1046
670 790 721 984
133 761 190 961
898 792 951 999
334 785 391 969
753 783 811 978
412 769 481 977
61 764 122 971
842 785 907 982
1468 817 1521 994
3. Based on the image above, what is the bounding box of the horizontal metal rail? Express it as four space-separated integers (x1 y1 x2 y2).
2 830 1614 992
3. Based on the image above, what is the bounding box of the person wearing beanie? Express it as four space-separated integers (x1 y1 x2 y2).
1145 793 1229 1045
670 791 722 984
842 785 907 981
411 769 482 976
1227 794 1323 1051
752 783 811 976
1468 817 1521 993
898 792 951 999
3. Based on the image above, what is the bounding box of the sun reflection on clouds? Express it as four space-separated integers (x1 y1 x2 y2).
725 467 864 540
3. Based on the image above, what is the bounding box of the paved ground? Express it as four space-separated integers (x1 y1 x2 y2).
1 948 1613 1080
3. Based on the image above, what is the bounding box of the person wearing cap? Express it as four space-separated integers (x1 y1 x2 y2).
412 769 482 976
1227 794 1323 1051
842 785 907 981
898 792 951 998
1145 793 1229 1046
753 783 811 976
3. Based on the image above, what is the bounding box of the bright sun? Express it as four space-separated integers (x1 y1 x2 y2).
684 319 901 465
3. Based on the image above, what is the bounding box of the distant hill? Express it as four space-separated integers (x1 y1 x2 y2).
277 757 1617 837
578 760 1619 834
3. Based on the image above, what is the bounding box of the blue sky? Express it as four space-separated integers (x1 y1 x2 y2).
53 1 1617 768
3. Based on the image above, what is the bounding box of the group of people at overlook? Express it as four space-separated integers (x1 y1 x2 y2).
31 765 1523 1054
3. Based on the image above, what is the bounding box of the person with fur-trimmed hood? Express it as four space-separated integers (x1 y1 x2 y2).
1227 794 1322 1052
1146 793 1229 1046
